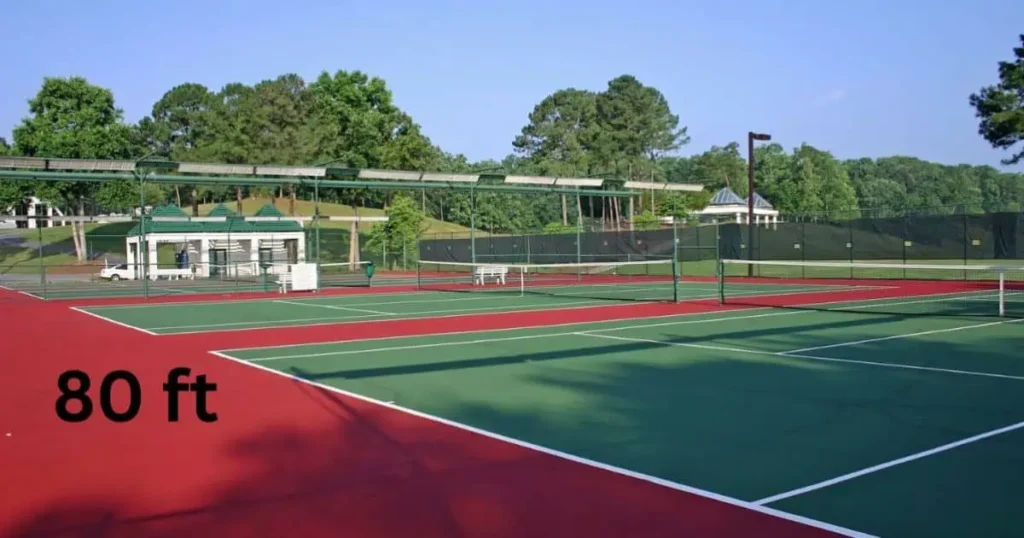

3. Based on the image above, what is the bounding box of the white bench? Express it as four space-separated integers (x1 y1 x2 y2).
150 268 195 281
473 265 508 285
276 272 292 293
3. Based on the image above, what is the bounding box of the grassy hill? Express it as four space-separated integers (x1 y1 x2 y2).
197 197 471 234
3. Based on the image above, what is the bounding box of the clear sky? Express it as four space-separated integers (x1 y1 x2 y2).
2 0 1022 170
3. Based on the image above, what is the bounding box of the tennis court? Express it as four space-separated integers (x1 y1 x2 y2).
26 258 1024 537
210 284 1024 538
75 268 865 335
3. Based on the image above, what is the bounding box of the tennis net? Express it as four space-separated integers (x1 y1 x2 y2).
718 259 1024 318
416 259 680 303
318 261 372 288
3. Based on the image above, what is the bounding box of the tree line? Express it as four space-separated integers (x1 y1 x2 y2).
1 34 1023 261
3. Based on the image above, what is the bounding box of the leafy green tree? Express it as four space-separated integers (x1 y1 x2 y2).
93 180 167 213
969 34 1024 165
365 193 426 269
595 75 689 167
774 144 858 218
752 143 791 203
142 82 221 213
12 76 135 261
632 210 662 231
513 88 600 175
688 143 747 194
0 138 20 210
542 222 576 234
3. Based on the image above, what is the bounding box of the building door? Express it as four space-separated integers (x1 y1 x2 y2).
209 248 228 277
285 239 298 264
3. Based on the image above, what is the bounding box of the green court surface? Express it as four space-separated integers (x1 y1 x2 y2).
78 281 862 335
219 294 1024 538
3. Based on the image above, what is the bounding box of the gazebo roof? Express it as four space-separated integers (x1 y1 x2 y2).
706 188 774 209
708 188 745 206
753 192 774 210
206 203 237 217
253 203 284 217
150 204 189 217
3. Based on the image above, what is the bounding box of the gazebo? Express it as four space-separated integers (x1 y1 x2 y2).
124 203 307 279
697 188 780 227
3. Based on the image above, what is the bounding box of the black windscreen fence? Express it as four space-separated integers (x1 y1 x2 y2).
420 212 1023 266
719 212 1023 263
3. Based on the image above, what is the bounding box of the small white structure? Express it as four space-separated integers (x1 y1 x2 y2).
123 203 307 280
698 188 780 227
2 196 69 229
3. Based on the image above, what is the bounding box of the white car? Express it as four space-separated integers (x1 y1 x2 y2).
99 263 135 281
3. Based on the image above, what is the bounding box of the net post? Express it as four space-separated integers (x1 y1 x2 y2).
36 223 46 299
520 265 525 297
672 221 680 303
715 222 720 277
470 187 476 264
672 258 680 304
314 179 321 268
415 261 421 291
999 270 1005 318
717 260 725 304
576 210 582 282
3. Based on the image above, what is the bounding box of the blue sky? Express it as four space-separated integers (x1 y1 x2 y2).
2 0 1022 170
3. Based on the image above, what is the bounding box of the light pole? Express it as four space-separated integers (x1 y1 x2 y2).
747 132 771 276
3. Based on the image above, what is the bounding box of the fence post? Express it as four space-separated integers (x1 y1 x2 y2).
962 212 968 280
800 222 806 279
36 221 46 299
139 182 149 299
470 187 476 264
314 180 321 267
848 220 854 279
902 215 908 279
576 210 582 281
673 220 681 290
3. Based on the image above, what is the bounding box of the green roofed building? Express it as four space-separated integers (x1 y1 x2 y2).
697 188 779 227
123 203 307 280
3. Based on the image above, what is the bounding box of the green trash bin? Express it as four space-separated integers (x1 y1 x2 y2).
364 260 375 286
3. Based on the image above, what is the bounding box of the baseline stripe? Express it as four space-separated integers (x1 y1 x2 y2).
754 420 1024 505
208 350 874 538
782 318 1024 354
273 299 396 316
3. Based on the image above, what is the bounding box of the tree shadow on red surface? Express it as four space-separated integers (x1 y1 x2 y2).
3 374 830 538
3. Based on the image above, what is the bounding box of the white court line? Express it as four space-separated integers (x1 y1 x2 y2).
778 352 1024 382
234 293 987 361
782 317 1024 354
575 332 763 356
754 419 1024 505
0 283 45 300
139 284 881 334
273 299 396 316
148 298 645 332
243 309 819 360
249 333 573 362
577 332 1024 382
69 306 158 336
206 350 873 538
